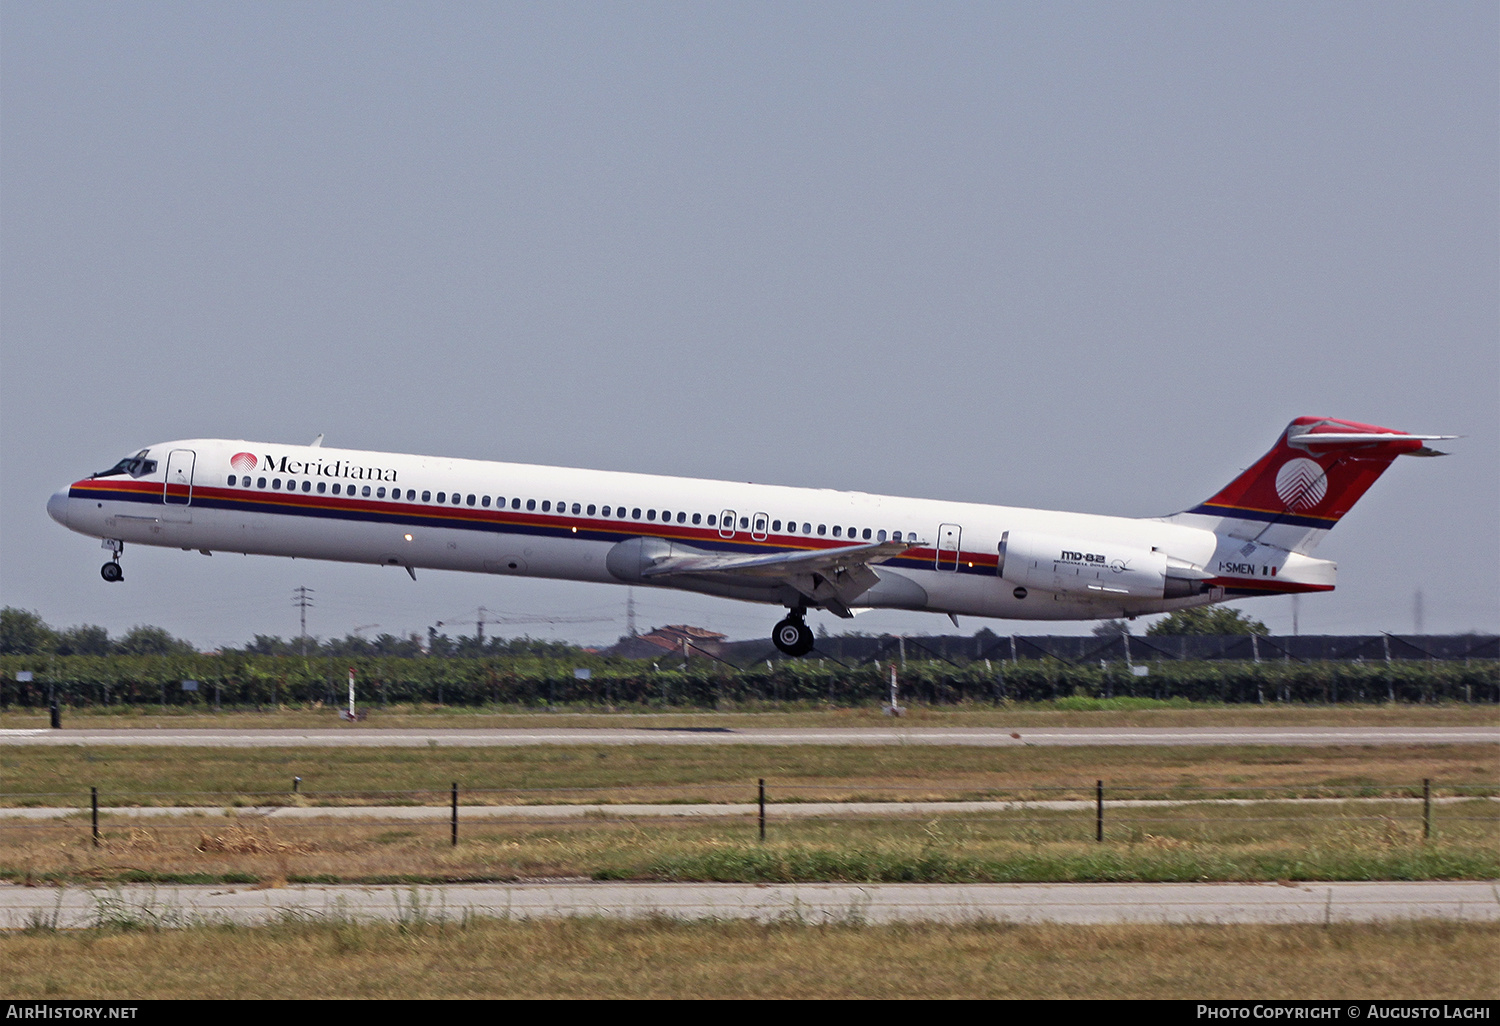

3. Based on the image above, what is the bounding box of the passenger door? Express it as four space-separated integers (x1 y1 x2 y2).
162 449 195 522
935 522 962 571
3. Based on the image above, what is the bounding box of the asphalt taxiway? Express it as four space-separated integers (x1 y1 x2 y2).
4 880 1495 927
2 726 1494 747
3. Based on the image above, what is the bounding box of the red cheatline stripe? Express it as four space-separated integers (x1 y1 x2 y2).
76 481 993 565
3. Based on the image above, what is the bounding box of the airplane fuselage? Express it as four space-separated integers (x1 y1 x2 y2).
50 437 1299 631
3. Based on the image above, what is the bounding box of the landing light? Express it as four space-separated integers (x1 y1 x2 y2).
404 534 413 541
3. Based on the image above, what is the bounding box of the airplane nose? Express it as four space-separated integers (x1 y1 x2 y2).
47 488 71 528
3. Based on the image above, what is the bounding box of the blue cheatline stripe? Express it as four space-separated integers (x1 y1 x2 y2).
75 484 999 576
1186 504 1338 530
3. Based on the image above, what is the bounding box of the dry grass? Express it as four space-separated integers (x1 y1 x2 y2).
3 918 1494 999
3 701 1495 730
3 742 1496 807
5 800 1495 884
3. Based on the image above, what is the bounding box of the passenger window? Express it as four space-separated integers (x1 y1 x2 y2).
542 500 551 512
661 510 669 521
676 512 685 523
512 498 521 509
373 486 383 498
272 479 282 490
817 525 826 535
526 499 535 511
602 505 611 516
878 530 887 541
692 513 701 525
362 486 371 498
739 517 748 529
587 504 596 516
481 496 490 507
647 509 656 521
257 477 267 488
332 483 342 495
755 516 766 531
833 526 841 538
228 475 237 486
772 520 781 532
437 492 446 503
317 482 327 494
707 514 715 526
407 490 416 500
450 493 459 504
632 508 641 519
421 490 430 502
466 494 475 506
618 507 627 518
862 528 871 540
302 481 311 493
802 523 811 534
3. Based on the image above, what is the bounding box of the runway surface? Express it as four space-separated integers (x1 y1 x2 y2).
2 726 1495 747
5 796 1494 821
4 880 1495 927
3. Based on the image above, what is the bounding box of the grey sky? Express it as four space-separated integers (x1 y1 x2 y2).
3 2 1495 650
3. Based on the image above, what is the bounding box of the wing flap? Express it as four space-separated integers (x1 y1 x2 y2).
639 537 924 615
639 537 916 580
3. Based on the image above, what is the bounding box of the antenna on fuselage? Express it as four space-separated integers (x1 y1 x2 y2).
310 434 324 448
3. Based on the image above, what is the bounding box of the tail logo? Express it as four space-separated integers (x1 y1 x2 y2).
1275 457 1328 511
230 452 257 473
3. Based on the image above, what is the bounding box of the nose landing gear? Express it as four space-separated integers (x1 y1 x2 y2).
771 611 814 657
100 539 124 583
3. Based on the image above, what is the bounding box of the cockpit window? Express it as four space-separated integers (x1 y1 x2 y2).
94 450 157 479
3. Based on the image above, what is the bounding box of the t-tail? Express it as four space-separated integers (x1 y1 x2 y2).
1164 417 1453 598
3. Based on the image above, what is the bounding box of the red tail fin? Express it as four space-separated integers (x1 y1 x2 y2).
1179 417 1448 546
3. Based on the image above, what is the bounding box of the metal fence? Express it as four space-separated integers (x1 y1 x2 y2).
727 632 1500 666
6 780 1496 852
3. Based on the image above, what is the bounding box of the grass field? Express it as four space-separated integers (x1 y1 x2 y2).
3 741 1494 806
5 702 1496 999
4 917 1495 999
6 798 1496 885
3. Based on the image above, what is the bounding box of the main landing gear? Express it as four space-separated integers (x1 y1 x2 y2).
101 539 124 583
772 611 815 657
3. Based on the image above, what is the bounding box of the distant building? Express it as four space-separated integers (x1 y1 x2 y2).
603 624 727 660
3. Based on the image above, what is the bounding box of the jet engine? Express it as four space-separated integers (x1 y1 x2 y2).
998 530 1211 600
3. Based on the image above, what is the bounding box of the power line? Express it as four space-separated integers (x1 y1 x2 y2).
292 586 315 657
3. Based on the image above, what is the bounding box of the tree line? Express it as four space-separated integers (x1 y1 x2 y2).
2 604 1269 661
0 607 593 660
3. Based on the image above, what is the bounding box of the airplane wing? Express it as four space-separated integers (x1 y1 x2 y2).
639 538 924 617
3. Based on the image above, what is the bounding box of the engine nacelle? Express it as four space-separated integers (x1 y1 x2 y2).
998 530 1208 600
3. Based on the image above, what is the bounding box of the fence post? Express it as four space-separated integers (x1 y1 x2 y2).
758 778 766 842
451 781 459 847
1422 778 1431 841
1096 780 1104 842
91 786 99 847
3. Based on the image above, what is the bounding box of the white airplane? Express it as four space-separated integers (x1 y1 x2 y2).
48 417 1450 655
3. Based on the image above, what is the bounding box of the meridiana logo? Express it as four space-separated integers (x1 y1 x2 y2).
230 452 257 473
1275 457 1328 510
